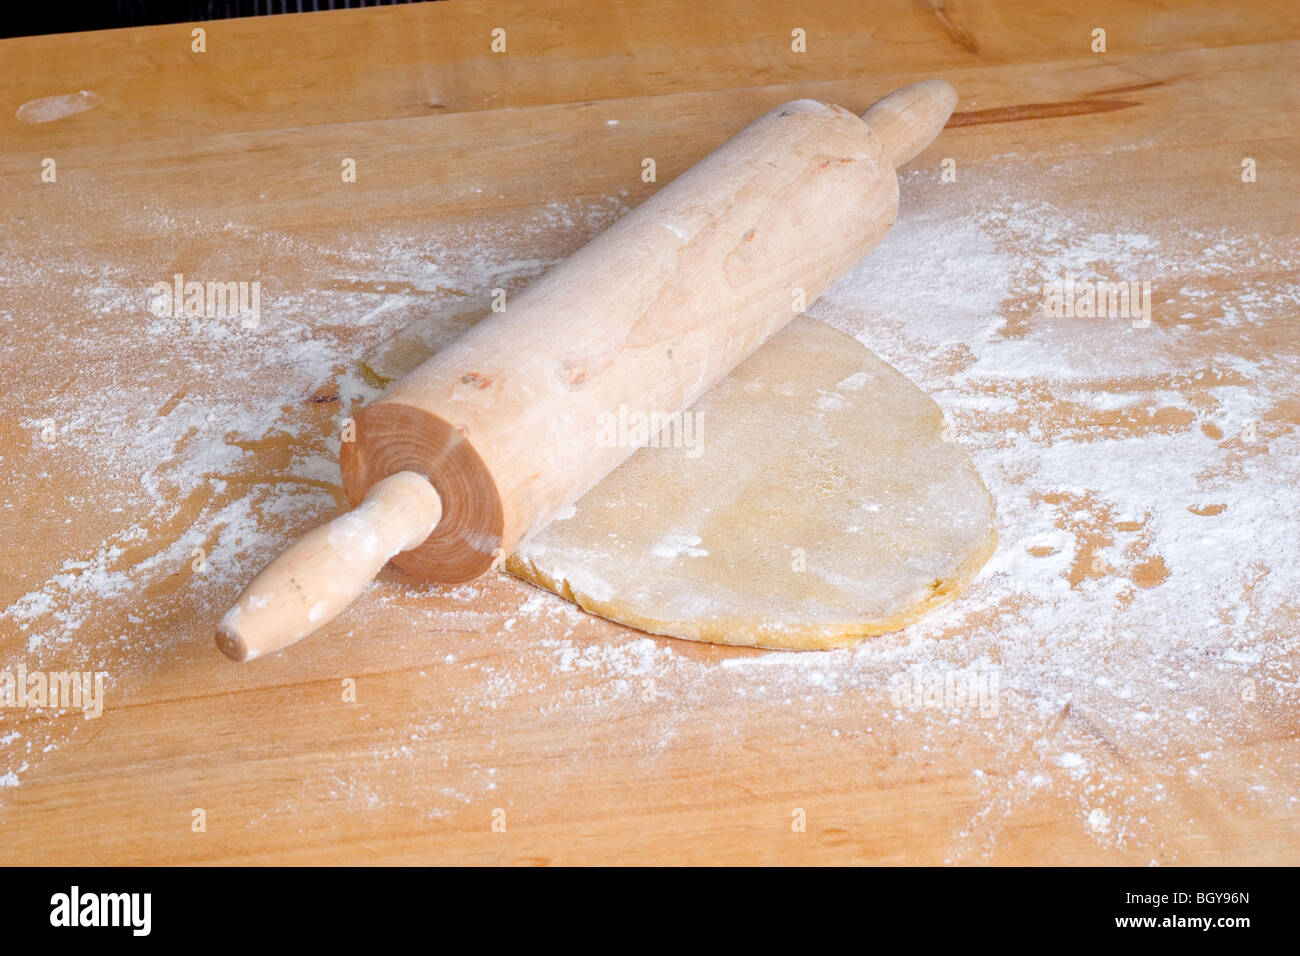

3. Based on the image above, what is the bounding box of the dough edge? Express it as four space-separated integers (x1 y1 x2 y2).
506 461 998 651
503 318 1000 651
506 521 996 650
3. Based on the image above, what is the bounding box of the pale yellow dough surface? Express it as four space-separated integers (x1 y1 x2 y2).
505 317 998 650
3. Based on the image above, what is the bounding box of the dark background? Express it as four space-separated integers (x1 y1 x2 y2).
3 0 438 39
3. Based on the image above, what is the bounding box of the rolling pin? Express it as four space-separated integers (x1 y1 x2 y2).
217 79 958 661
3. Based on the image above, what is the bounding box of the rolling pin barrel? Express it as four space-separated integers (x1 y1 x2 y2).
218 80 958 660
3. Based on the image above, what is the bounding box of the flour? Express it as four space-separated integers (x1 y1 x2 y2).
15 90 101 124
1 164 1295 862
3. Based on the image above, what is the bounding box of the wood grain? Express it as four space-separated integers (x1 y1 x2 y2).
0 0 1296 865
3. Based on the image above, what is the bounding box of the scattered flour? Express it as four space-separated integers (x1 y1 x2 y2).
15 90 101 124
2 161 1296 862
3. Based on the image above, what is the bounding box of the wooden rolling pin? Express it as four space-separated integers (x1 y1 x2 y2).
217 80 958 661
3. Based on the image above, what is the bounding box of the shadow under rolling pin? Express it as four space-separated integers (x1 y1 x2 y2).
216 80 959 662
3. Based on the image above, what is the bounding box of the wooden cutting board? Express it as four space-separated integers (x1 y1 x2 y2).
1 0 1296 864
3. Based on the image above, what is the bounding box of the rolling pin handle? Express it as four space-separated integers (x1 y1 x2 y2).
859 79 958 168
215 471 443 661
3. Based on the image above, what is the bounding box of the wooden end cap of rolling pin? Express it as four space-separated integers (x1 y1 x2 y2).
216 79 958 662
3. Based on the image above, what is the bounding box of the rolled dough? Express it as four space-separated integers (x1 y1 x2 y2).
504 317 998 650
